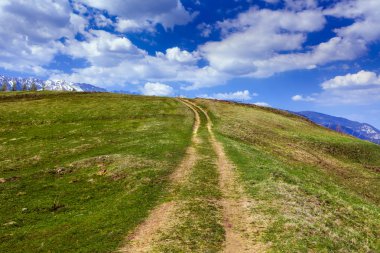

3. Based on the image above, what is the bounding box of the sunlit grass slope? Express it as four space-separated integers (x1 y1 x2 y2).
198 99 380 252
1 93 379 252
0 92 193 252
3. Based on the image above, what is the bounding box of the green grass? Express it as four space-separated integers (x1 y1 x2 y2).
1 92 379 252
197 99 380 252
0 92 193 252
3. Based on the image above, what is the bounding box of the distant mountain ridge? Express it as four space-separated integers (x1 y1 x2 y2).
0 75 106 92
296 111 380 145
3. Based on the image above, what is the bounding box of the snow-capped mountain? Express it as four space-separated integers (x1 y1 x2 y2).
0 75 106 92
296 111 380 145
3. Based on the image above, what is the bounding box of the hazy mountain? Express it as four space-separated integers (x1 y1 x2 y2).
296 111 380 145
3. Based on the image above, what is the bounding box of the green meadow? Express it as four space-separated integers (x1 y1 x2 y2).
1 92 379 252
0 92 193 252
198 99 380 252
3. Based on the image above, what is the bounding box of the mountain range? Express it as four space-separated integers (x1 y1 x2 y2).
0 76 106 92
296 111 380 145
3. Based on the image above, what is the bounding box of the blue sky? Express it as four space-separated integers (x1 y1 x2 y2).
0 0 380 127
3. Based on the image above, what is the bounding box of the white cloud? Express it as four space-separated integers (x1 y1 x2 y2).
325 0 380 42
78 0 195 31
0 0 207 88
283 0 317 10
198 90 255 101
292 95 316 102
199 2 380 80
178 66 230 90
52 32 226 89
116 18 154 33
0 0 84 74
254 102 271 107
218 8 325 35
321 70 380 90
200 8 326 77
293 71 380 105
317 71 380 104
202 3 380 80
52 45 226 89
64 30 146 67
141 82 174 96
250 36 366 78
156 47 199 64
41 3 366 90
317 87 380 105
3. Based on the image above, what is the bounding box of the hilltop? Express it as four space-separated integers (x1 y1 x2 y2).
0 92 379 252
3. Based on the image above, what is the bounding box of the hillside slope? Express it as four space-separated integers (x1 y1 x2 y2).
1 93 379 252
0 92 193 252
198 99 380 251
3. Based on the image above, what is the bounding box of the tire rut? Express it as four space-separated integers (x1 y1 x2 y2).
117 98 201 253
186 99 266 253
118 98 265 253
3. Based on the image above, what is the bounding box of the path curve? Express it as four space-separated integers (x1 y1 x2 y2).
170 99 201 183
186 99 266 253
117 98 201 253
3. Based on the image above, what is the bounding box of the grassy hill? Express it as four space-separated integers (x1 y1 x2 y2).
0 92 193 252
198 99 380 252
1 92 379 252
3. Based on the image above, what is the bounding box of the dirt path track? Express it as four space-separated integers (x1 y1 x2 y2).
186 100 265 253
117 99 201 253
118 99 263 252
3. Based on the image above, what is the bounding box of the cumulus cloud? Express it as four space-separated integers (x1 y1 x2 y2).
141 82 174 96
198 90 255 101
293 70 380 105
284 0 318 10
52 39 226 89
292 95 316 102
78 0 195 31
0 1 207 89
156 47 200 64
318 71 380 105
0 0 84 74
200 8 326 77
211 0 380 81
321 70 380 90
324 0 380 42
200 1 380 80
251 36 366 78
64 30 146 67
116 18 154 33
